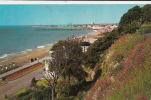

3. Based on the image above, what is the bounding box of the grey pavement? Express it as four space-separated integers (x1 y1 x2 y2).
0 56 51 79
0 56 51 100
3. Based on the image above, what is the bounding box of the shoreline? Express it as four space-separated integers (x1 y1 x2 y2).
0 45 52 67
0 29 103 67
81 29 104 43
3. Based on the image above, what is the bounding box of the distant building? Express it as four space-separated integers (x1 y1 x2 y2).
87 24 93 28
80 41 91 52
92 24 104 30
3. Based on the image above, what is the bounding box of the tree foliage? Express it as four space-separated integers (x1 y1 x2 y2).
119 6 141 27
50 37 87 82
55 80 71 99
85 32 119 69
30 77 37 88
42 37 87 100
17 88 52 100
123 20 140 34
119 5 151 34
141 4 151 23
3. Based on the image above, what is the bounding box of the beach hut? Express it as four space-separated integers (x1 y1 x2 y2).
8 63 12 69
11 62 17 68
3 64 9 70
0 65 3 74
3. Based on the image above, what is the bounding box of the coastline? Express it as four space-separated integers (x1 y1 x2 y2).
0 29 103 67
0 45 52 67
81 29 104 43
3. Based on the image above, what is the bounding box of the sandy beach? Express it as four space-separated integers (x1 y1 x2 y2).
0 29 104 68
0 45 52 67
81 30 104 43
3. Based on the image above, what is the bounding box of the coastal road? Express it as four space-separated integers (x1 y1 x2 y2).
0 56 51 100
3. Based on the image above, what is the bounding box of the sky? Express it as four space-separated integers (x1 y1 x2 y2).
0 4 146 26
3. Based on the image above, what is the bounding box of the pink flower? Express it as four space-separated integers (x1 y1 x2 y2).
125 93 129 97
137 94 143 99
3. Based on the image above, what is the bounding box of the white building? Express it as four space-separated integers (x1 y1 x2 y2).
44 59 54 79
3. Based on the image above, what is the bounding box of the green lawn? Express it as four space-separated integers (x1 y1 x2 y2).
6 88 26 100
36 79 49 87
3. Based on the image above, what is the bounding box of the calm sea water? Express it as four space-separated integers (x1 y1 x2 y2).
0 26 94 58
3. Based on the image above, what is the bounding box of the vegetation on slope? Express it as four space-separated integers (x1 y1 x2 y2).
85 33 151 100
85 31 119 69
84 5 151 99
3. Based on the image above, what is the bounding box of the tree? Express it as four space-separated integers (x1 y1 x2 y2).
85 32 119 69
141 4 151 23
51 37 87 82
119 6 141 27
55 80 71 99
41 37 87 100
30 77 37 88
123 20 140 34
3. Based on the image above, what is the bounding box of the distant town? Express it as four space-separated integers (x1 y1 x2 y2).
48 23 119 33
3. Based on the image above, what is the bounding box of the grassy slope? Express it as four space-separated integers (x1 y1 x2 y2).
6 88 26 100
36 79 49 87
85 33 151 100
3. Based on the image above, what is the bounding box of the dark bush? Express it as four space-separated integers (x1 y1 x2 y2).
85 32 119 69
18 88 52 100
17 89 33 100
30 77 37 88
69 79 86 96
80 41 91 46
93 68 102 83
59 96 75 100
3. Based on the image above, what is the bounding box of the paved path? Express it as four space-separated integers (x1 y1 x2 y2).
0 56 51 100
0 56 51 79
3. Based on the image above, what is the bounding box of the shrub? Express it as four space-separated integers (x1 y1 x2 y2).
56 80 71 99
69 79 86 96
18 88 52 100
123 20 140 34
17 89 33 100
85 32 119 69
93 68 102 83
30 77 37 88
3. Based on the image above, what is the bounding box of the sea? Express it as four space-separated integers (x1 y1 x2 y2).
0 26 94 58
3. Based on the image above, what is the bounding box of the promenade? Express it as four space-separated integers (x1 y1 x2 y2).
0 56 51 100
0 56 51 80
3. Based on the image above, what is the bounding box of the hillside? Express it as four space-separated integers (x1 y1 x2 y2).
85 33 151 100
